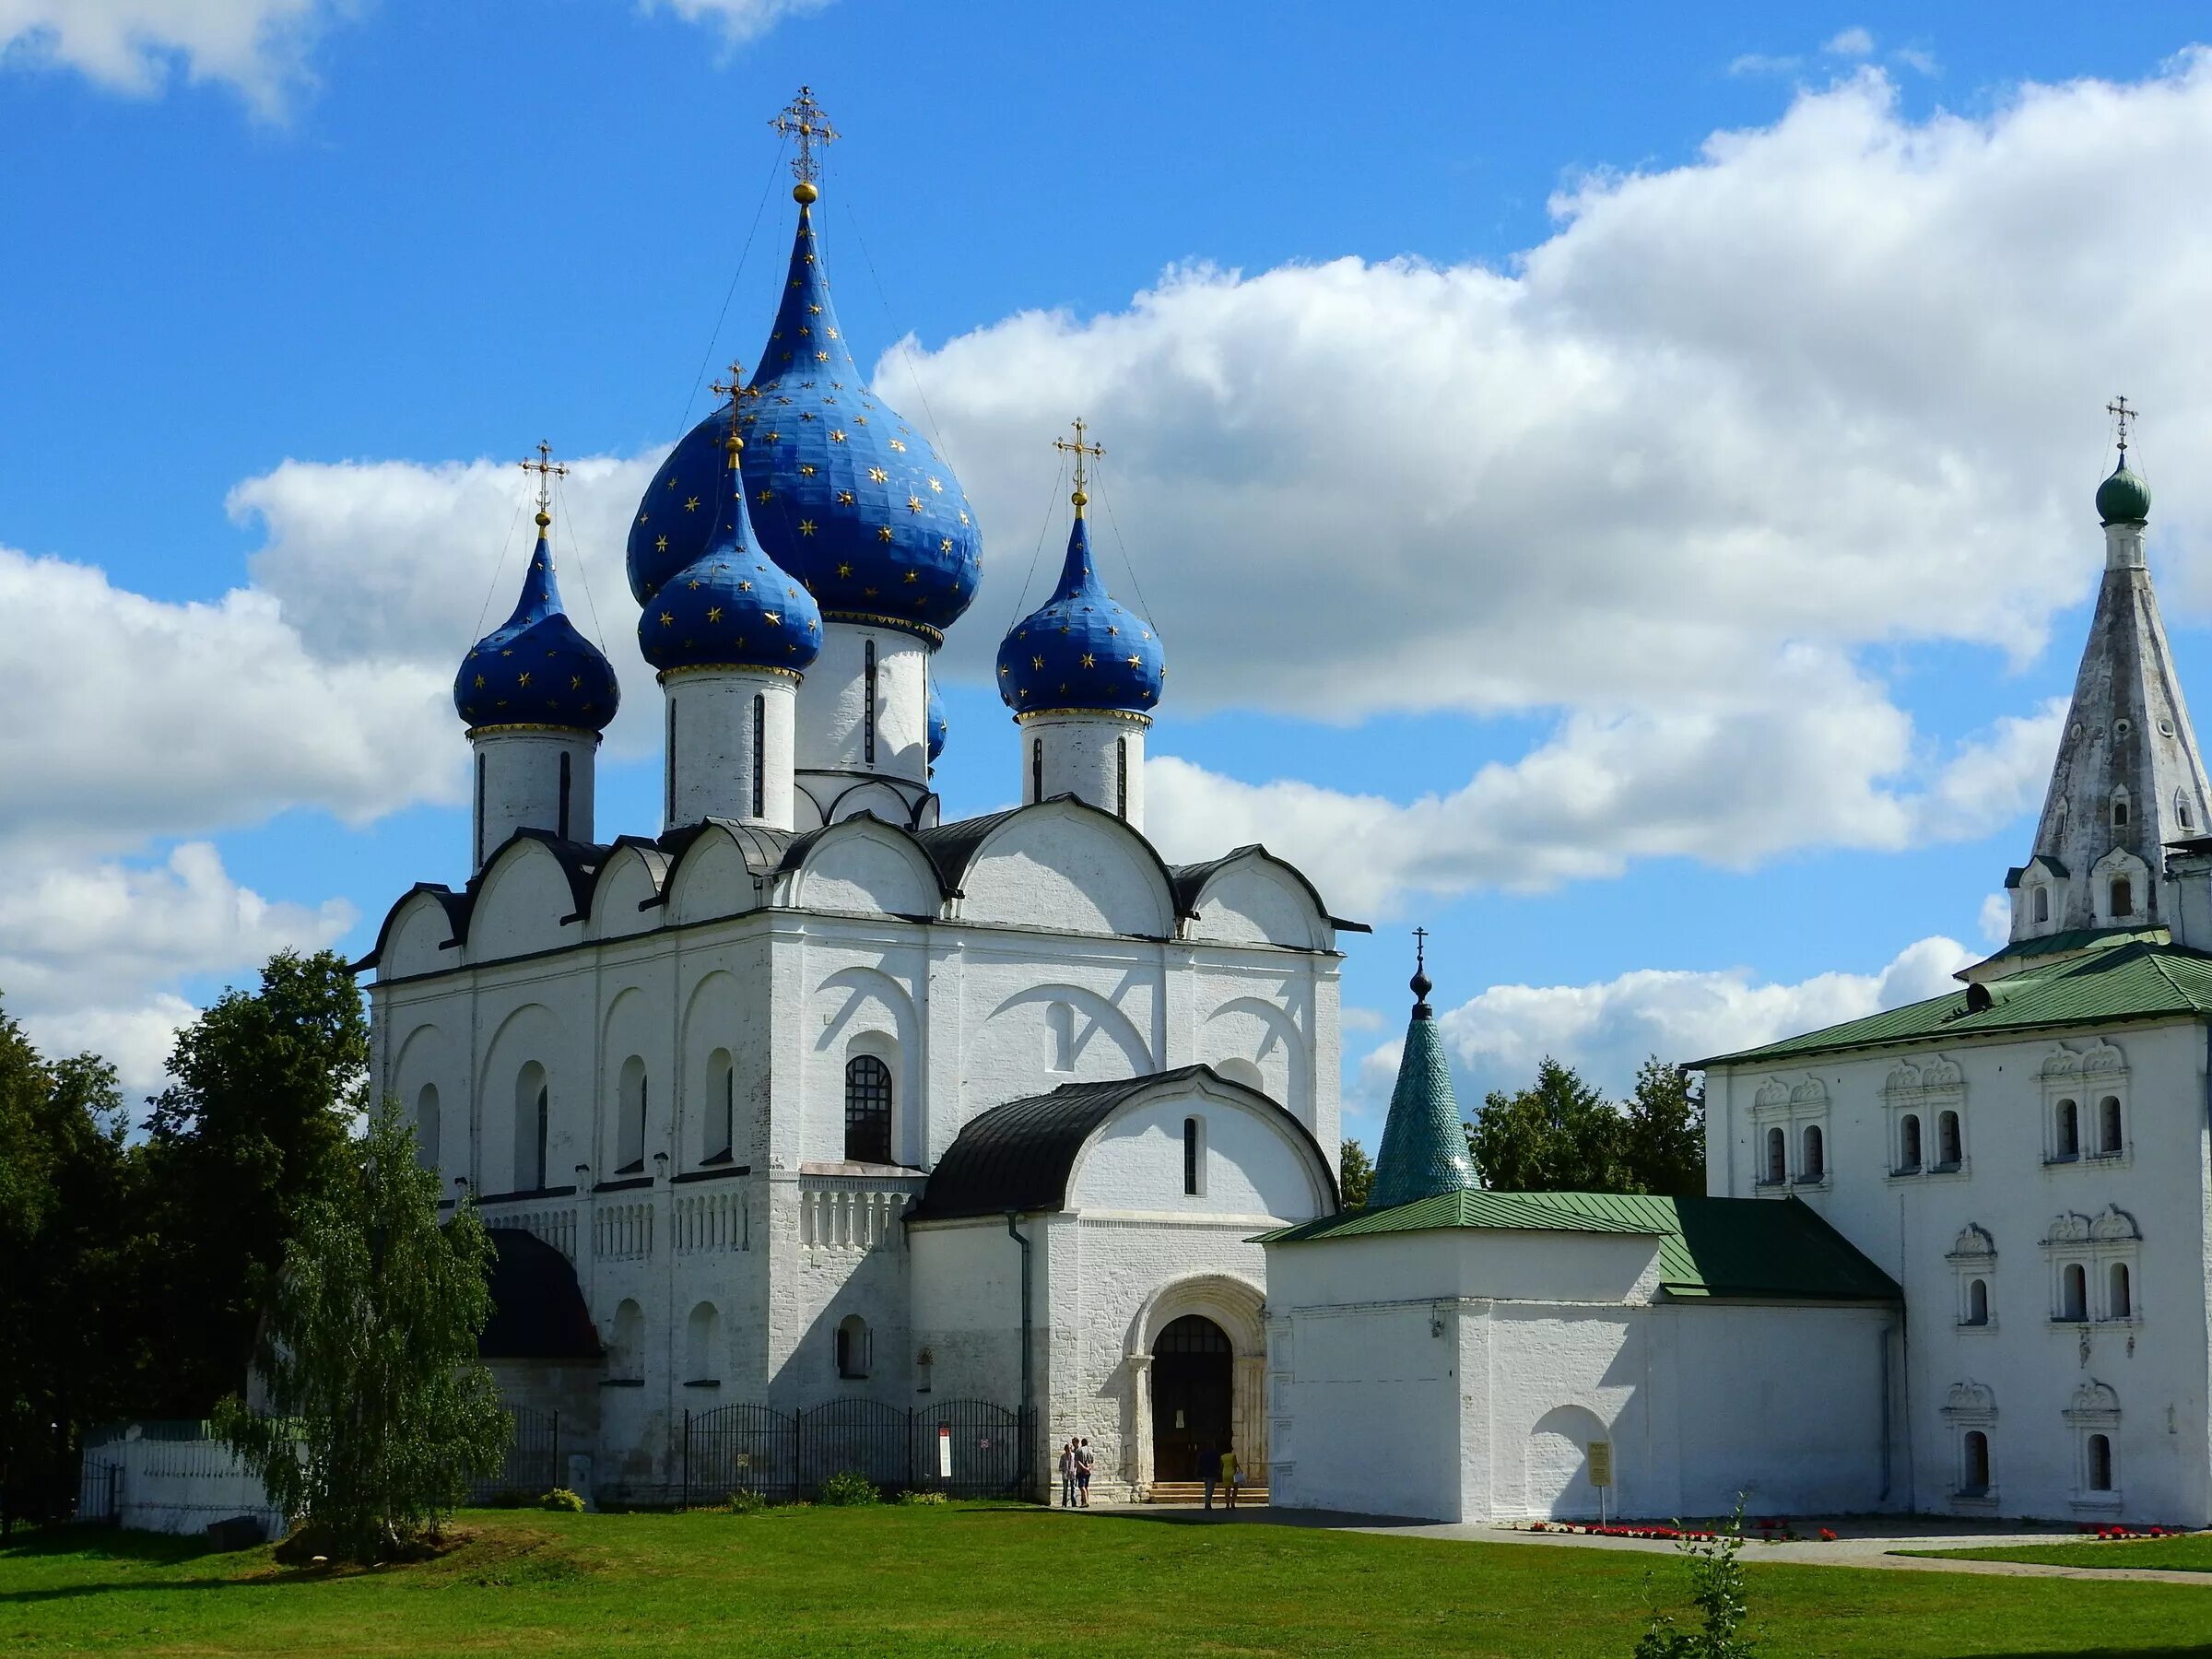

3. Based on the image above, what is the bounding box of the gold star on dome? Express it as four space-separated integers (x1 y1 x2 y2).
807 618 818 632
906 495 923 513
799 464 818 476
688 578 703 590
853 415 868 426
800 520 818 536
904 571 918 582
889 439 908 453
1107 625 1120 636
707 606 723 622
997 665 1008 677
959 511 971 525
830 429 847 442
776 395 794 406
517 671 532 687
867 466 888 483
665 477 677 490
660 611 675 626
1126 653 1142 667
656 535 669 551
1032 655 1045 670
939 537 953 553
798 411 816 423
571 676 582 690
809 303 822 314
764 610 782 626
738 579 753 591
836 561 852 576
1080 653 1096 668
877 525 894 542
798 325 810 337
684 496 700 512
757 488 774 503
826 327 839 339
637 512 649 524
838 488 855 504
815 351 830 362
927 477 943 492
474 674 486 688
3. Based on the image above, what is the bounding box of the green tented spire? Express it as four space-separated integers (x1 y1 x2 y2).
1367 937 1477 1210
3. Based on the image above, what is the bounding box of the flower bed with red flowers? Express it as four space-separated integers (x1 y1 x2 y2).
1520 1522 1722 1542
2077 1523 2184 1541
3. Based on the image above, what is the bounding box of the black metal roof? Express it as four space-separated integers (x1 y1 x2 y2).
908 1064 1338 1223
477 1227 603 1360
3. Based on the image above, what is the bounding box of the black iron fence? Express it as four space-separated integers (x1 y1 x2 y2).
76 1458 122 1525
469 1406 560 1503
683 1398 1028 1507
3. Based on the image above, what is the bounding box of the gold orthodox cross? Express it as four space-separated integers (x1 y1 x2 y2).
1054 418 1105 515
518 441 568 523
771 87 840 193
712 362 747 470
2108 395 2138 457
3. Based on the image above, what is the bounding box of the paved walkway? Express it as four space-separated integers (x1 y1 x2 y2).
1089 1503 2212 1586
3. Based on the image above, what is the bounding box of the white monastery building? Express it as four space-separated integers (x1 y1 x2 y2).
1265 430 2212 1529
358 95 2210 1524
364 97 1345 1503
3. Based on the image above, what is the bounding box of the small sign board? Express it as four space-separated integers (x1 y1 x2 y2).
1587 1441 1613 1488
937 1425 953 1479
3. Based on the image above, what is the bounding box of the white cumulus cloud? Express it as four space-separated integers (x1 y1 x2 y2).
0 0 347 114
640 0 834 46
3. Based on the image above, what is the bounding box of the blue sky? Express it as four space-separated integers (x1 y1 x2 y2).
9 1 2212 1134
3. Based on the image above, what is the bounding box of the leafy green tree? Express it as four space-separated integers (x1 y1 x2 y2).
1466 1057 1628 1192
143 949 368 1414
216 1097 508 1562
0 1010 151 1529
1337 1138 1375 1207
1621 1057 1706 1197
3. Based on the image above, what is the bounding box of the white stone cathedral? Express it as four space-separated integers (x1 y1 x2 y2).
365 103 1345 1502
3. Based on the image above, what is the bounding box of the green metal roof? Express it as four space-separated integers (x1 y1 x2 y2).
1693 941 2212 1069
1969 924 2166 970
1255 1192 1900 1302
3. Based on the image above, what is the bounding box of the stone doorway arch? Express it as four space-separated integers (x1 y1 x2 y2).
1126 1273 1266 1495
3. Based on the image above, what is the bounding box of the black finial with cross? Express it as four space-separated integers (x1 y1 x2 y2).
518 441 567 527
1411 926 1433 1014
2108 394 2138 459
771 86 839 191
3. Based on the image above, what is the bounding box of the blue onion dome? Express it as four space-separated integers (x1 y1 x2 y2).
926 677 947 764
455 515 619 732
728 199 982 642
637 442 822 677
995 515 1163 717
2097 458 2151 524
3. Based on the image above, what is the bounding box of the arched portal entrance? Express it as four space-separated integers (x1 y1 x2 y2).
1151 1315 1232 1479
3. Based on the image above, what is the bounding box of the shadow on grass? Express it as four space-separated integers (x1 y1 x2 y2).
0 1527 240 1566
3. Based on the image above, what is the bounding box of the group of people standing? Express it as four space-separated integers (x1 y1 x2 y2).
1054 1437 1243 1512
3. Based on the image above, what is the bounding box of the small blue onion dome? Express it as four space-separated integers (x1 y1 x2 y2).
638 461 822 676
455 519 619 732
926 678 947 765
2097 459 2151 524
995 516 1163 717
734 203 982 641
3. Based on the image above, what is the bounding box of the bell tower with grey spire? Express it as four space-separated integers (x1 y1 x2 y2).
1994 401 2212 973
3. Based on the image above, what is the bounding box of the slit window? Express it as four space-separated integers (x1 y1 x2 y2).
665 700 677 822
2112 793 2130 827
558 748 572 840
1116 736 1129 819
1183 1114 1206 1196
751 693 766 819
2054 1099 2079 1159
474 751 487 865
2087 1432 2113 1491
864 641 877 766
2061 1262 2088 1322
1961 1430 1990 1496
1031 737 1043 805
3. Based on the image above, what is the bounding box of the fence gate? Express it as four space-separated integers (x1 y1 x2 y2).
687 1403 800 1506
800 1398 910 1491
912 1401 1026 1498
76 1458 121 1524
470 1406 559 1503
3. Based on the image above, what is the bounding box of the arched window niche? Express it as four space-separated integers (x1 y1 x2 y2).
704 1048 735 1165
616 1056 648 1174
514 1062 549 1192
1797 1123 1825 1183
2107 1262 2134 1321
685 1302 723 1386
1961 1430 1992 1497
610 1299 645 1383
1183 1114 1207 1197
2031 886 2051 924
1897 1112 1923 1175
2112 787 2130 829
1045 1002 1076 1074
2095 1095 2124 1157
835 1313 872 1380
1964 1277 1989 1326
1936 1110 1963 1171
843 1051 893 1166
2060 1262 2089 1323
413 1083 441 1174
1762 1125 1786 1186
2053 1099 2080 1161
2110 875 2134 917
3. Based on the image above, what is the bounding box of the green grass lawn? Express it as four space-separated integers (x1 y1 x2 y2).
1912 1534 2212 1574
6 1505 2212 1658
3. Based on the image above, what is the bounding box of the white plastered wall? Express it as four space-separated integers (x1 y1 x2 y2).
470 728 598 867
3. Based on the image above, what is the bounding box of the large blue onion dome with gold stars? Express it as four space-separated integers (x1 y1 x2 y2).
995 516 1163 718
732 201 982 641
927 678 947 764
637 480 822 677
455 520 619 733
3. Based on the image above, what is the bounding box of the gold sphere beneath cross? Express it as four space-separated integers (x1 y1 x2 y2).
794 181 819 205
535 511 550 529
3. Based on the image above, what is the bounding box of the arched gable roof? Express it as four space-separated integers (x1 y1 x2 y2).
359 882 474 973
784 813 945 918
916 795 1184 910
477 1227 603 1359
657 818 794 923
908 1063 1338 1223
1171 844 1366 936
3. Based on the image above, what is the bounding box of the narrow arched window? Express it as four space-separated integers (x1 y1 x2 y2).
1965 1277 1989 1325
836 1313 871 1379
750 693 766 818
1936 1110 1961 1170
1030 737 1043 805
2179 793 2194 831
611 1299 644 1382
1799 1123 1824 1182
1183 1115 1206 1196
515 1063 548 1191
2032 886 2049 923
843 1054 892 1165
2088 1432 2113 1491
1046 1002 1076 1072
1898 1113 1922 1173
2108 1262 2132 1319
2111 876 2134 917
2112 791 2130 828
705 1049 735 1162
1116 736 1129 819
2055 1099 2079 1159
617 1056 648 1173
558 748 572 840
665 700 677 823
1962 1430 1990 1495
2062 1262 2088 1322
474 751 488 865
686 1302 722 1383
2097 1095 2123 1155
864 640 877 766
414 1083 441 1173
1763 1125 1785 1184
